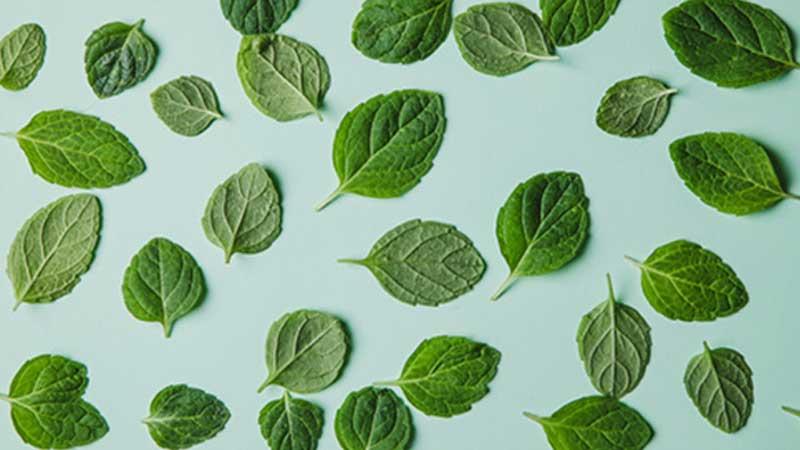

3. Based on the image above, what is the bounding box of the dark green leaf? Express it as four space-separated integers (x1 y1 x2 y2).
540 0 620 46
144 384 230 449
221 0 300 35
259 391 323 450
84 19 158 98
335 387 412 450
596 76 677 137
0 23 46 90
151 76 223 137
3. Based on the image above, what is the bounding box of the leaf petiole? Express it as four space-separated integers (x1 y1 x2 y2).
373 379 400 387
0 393 10 402
523 412 545 423
783 406 800 417
490 274 516 301
623 255 643 268
0 131 16 139
314 187 343 212
256 378 272 394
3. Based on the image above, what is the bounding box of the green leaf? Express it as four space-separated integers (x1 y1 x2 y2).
7 194 101 311
492 171 589 301
221 0 300 35
577 274 651 399
9 109 146 188
316 89 446 211
784 406 800 418
540 0 620 47
237 34 330 122
202 163 282 263
258 309 349 394
626 240 748 322
151 76 223 137
84 19 158 98
684 342 754 433
663 0 800 88
335 387 413 450
2 355 109 449
144 384 230 449
670 132 798 216
340 219 485 307
377 336 500 418
525 396 653 450
122 237 206 337
352 0 453 64
0 23 46 91
259 391 323 450
454 3 557 77
596 76 677 138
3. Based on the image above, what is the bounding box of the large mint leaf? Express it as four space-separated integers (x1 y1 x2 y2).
84 19 158 98
144 384 230 449
596 76 677 138
151 75 223 137
0 23 46 91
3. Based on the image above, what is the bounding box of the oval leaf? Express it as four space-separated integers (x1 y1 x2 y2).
144 384 230 449
627 239 748 322
684 343 754 433
0 23 46 91
454 3 557 77
221 0 300 35
202 163 282 263
259 392 323 450
259 309 349 394
151 76 223 137
122 237 206 337
340 219 485 307
317 89 446 210
541 0 620 46
335 387 413 450
353 0 453 64
492 171 590 301
663 0 800 88
577 275 652 399
596 76 677 138
237 34 330 122
84 19 158 98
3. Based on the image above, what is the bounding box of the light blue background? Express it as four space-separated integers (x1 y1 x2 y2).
1 0 798 449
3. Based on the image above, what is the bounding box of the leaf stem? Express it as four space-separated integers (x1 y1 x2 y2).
133 19 145 29
257 377 272 394
537 54 560 62
490 274 516 301
0 393 10 402
605 273 615 302
623 255 643 268
12 300 22 312
162 322 173 338
314 187 342 212
665 88 679 96
783 191 800 201
783 406 800 417
337 258 368 266
0 131 16 139
373 379 400 387
314 109 323 122
523 412 544 424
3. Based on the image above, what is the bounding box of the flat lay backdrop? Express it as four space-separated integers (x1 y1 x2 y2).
1 1 799 449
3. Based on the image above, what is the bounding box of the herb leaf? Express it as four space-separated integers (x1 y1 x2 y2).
378 336 500 418
596 76 677 137
144 384 230 449
202 163 282 263
784 406 800 418
122 237 206 337
151 76 223 137
335 387 413 450
237 34 330 122
492 171 589 301
577 274 651 399
670 132 798 215
352 0 453 64
685 343 754 433
221 0 300 35
317 89 446 211
454 3 557 77
259 309 349 394
540 0 620 47
259 391 323 450
663 0 800 88
340 219 485 307
626 240 748 322
11 109 146 188
7 194 101 311
84 19 158 98
525 396 653 450
1 355 109 449
0 23 46 91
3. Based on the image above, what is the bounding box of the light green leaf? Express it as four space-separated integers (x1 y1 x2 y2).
221 0 300 35
144 384 230 449
84 19 158 98
0 23 46 90
540 0 620 46
335 387 413 450
596 76 677 137
259 391 323 450
151 76 223 137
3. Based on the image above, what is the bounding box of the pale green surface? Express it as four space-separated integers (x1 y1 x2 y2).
0 1 798 449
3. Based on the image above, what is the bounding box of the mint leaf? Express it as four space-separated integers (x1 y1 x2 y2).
237 34 330 122
454 3 557 77
339 219 485 307
670 132 798 215
0 23 46 91
663 0 800 88
7 194 101 311
151 76 223 137
377 335 500 418
316 89 446 211
10 109 146 188
596 76 677 137
492 171 589 301
626 239 748 322
221 0 299 35
259 309 349 394
525 396 653 450
84 19 158 98
1 355 109 449
577 274 651 399
202 163 282 263
541 0 620 47
352 0 453 64
259 391 323 450
685 342 754 433
122 237 206 337
335 387 413 450
144 384 230 449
